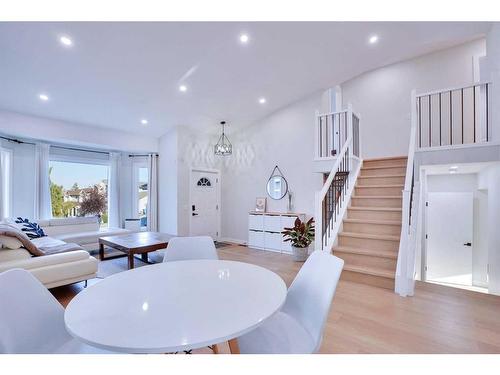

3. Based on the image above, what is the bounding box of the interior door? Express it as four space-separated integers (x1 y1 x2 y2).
190 170 219 238
426 192 474 286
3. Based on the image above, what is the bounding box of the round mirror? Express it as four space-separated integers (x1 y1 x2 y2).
266 175 288 200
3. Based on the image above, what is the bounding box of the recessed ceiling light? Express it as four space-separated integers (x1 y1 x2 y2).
38 93 49 101
369 35 379 44
179 85 187 92
258 97 266 104
141 119 148 125
59 36 73 47
239 34 250 44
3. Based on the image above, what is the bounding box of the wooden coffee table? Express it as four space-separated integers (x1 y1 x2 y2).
99 232 173 269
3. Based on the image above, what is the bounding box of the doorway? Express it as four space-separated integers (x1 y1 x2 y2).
189 168 221 239
425 192 474 287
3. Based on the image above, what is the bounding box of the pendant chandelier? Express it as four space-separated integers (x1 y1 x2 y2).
214 121 232 156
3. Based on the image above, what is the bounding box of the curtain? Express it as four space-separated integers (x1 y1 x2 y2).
34 143 52 220
0 148 6 220
108 152 121 228
146 154 158 231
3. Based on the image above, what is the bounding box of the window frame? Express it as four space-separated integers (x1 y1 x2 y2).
48 153 110 224
0 147 13 219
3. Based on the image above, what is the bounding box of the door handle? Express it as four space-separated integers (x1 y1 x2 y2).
463 242 472 247
192 213 199 216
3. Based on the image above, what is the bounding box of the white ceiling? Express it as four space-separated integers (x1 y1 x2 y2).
424 162 496 175
0 22 491 138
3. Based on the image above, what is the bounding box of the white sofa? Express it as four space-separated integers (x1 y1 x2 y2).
37 217 130 251
0 217 130 288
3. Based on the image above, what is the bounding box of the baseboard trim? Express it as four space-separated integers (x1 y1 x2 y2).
218 237 247 246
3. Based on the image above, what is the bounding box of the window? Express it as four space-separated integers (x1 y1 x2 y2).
0 148 13 219
133 162 149 227
49 160 109 226
197 177 211 187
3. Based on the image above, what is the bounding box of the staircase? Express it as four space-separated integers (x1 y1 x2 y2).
332 156 407 290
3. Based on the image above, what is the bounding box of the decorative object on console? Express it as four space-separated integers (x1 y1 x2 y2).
282 217 315 262
266 165 288 200
214 121 232 156
255 197 267 212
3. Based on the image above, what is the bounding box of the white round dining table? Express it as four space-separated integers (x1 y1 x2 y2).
64 260 287 353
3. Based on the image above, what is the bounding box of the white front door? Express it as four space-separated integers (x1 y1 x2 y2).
189 169 220 238
426 192 474 286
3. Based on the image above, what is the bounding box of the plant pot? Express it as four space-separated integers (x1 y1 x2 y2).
291 245 309 262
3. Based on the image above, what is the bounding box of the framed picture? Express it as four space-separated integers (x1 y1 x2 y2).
255 197 267 212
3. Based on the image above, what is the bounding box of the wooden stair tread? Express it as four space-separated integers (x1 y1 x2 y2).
333 245 398 259
343 264 396 279
348 207 402 212
343 218 402 226
358 174 406 179
356 184 404 188
339 232 400 242
362 165 406 171
363 156 408 162
352 197 402 201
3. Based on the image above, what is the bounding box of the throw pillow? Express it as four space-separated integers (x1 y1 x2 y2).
14 217 46 239
0 235 24 249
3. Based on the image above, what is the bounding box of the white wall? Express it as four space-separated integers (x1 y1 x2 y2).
220 93 325 243
0 109 158 224
485 24 500 142
0 110 158 153
157 126 225 236
342 39 486 159
425 173 488 287
478 163 500 295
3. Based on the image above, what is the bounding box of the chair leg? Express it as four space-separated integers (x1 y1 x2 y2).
84 280 88 288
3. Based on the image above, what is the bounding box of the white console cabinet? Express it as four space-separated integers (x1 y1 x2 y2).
248 211 306 254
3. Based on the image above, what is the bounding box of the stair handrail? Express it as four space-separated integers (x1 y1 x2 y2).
315 104 359 251
395 89 418 297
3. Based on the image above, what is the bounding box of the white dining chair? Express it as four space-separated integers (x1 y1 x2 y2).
237 250 344 354
163 236 219 262
162 236 220 353
0 269 113 354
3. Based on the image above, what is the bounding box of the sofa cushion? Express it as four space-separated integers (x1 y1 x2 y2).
54 227 130 245
0 235 23 249
0 250 92 272
48 217 98 226
0 223 45 256
0 248 32 262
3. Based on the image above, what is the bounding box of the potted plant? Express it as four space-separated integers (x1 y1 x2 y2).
282 217 315 261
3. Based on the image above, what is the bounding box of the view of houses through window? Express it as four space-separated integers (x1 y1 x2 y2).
49 160 109 226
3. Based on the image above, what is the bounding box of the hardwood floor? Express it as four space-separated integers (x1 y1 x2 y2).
50 245 500 354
